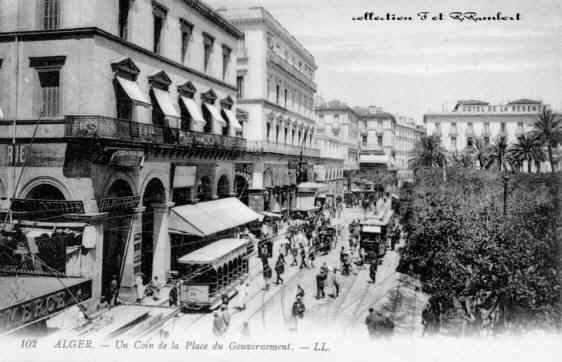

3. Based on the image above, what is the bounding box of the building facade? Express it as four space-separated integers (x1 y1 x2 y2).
0 0 245 302
217 7 319 212
314 100 361 195
423 99 558 171
355 106 423 171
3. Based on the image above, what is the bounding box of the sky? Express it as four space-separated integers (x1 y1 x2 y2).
206 0 561 122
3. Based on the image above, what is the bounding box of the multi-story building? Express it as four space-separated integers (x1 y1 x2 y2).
395 115 425 169
217 7 319 212
424 99 558 171
0 0 246 302
314 100 361 195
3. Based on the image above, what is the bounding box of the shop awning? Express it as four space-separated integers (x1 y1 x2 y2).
260 211 282 219
177 238 249 268
204 103 227 128
169 197 262 237
359 153 389 164
0 276 92 333
180 97 205 126
115 76 151 107
152 88 180 119
297 182 329 192
362 225 382 233
222 109 242 130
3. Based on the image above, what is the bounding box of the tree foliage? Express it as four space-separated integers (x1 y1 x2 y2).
398 168 561 335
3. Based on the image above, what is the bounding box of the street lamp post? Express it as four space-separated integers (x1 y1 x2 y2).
502 174 509 217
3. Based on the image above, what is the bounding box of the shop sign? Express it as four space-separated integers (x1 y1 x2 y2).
109 150 144 168
1 144 66 167
97 196 140 212
0 279 92 332
173 166 197 188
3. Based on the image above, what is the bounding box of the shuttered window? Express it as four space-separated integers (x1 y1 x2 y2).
42 0 60 30
38 70 60 117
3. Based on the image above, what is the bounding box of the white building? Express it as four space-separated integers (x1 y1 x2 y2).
314 100 361 194
217 7 319 212
424 99 559 171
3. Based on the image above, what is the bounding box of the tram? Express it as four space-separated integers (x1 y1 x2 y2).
177 238 250 311
359 211 394 263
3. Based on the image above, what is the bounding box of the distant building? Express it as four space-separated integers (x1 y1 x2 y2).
217 6 319 212
423 99 558 171
314 100 361 194
355 106 423 171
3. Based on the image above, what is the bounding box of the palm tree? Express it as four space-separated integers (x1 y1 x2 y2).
532 108 562 172
408 135 447 169
508 134 545 173
409 135 447 181
485 135 509 171
451 151 473 168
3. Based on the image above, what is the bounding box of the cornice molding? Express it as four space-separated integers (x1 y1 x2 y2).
0 28 237 91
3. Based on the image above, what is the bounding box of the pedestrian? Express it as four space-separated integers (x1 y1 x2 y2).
109 274 118 308
275 254 285 284
263 261 272 291
369 260 378 284
291 239 299 266
234 281 248 310
241 321 250 338
135 273 145 304
308 245 315 268
356 247 366 268
329 268 340 298
278 245 286 265
296 284 305 299
339 247 346 270
291 295 306 332
315 272 326 299
213 311 226 337
365 308 394 339
299 244 308 269
168 281 178 307
221 304 231 331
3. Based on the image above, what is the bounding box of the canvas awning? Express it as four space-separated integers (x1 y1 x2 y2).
222 109 242 130
180 97 205 126
152 88 180 120
297 182 329 192
260 211 282 219
169 197 262 237
362 225 382 233
115 76 151 107
177 238 249 268
203 103 227 128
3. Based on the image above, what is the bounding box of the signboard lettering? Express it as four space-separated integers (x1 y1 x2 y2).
97 196 140 212
0 279 92 332
109 150 144 168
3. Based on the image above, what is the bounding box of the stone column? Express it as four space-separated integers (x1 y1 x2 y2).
151 202 175 283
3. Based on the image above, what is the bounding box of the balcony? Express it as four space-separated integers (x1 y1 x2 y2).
267 51 317 91
65 115 246 150
246 140 320 157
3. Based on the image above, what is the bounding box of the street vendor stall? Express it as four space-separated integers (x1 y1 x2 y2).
176 238 250 311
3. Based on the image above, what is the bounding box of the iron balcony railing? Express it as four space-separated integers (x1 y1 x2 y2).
267 51 317 91
65 115 246 150
246 140 320 157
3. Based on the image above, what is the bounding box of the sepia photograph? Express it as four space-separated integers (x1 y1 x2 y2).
0 0 560 361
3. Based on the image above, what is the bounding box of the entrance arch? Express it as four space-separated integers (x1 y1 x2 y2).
234 175 249 205
102 179 135 300
25 183 66 200
141 178 166 281
197 176 212 201
217 175 230 199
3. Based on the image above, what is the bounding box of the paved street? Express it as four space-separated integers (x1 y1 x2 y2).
147 207 426 341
